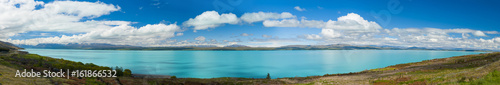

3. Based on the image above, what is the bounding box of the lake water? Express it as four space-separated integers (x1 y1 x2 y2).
23 49 486 78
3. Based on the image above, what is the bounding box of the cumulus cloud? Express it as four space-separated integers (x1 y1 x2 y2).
195 36 206 41
289 13 500 50
320 29 341 38
8 24 181 46
262 13 381 33
315 27 500 50
1 0 184 46
0 0 122 39
300 19 326 28
473 31 487 36
42 1 121 18
266 13 382 40
324 13 382 32
240 12 295 23
294 6 306 11
263 19 300 27
263 19 325 28
183 11 238 32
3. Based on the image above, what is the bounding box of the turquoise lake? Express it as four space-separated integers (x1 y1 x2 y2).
24 49 486 78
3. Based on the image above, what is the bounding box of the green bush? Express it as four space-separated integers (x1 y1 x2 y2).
0 47 9 52
124 69 132 77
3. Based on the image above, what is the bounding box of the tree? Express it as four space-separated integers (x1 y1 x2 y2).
123 69 132 77
115 66 124 76
266 73 271 79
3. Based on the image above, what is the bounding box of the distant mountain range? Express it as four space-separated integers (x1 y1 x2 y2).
18 43 140 49
224 44 250 48
15 43 492 51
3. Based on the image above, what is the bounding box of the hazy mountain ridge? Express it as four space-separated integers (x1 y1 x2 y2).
15 43 493 51
18 43 140 49
224 44 250 48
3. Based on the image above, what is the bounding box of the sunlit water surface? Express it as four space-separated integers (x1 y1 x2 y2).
24 49 486 78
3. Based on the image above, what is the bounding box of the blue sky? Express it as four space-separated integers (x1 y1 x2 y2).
1 0 500 50
56 0 500 30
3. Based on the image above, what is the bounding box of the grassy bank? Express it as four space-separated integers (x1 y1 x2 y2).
293 52 500 85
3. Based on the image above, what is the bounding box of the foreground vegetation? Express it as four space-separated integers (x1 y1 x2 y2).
2 41 500 84
293 52 500 85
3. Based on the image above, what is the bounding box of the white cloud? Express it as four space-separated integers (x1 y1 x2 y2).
320 29 341 38
294 6 306 11
147 38 240 47
228 42 238 45
473 31 487 36
240 33 252 36
183 11 239 32
195 36 206 41
263 19 300 27
247 38 303 47
8 24 181 46
485 31 499 34
263 19 325 28
446 28 476 33
1 0 185 46
42 1 121 18
303 34 322 40
300 19 326 28
262 13 381 32
176 33 183 36
326 27 500 50
283 13 500 50
240 12 295 23
39 33 50 36
0 0 121 39
262 34 272 38
494 37 500 43
86 20 136 26
386 28 491 37
324 13 382 32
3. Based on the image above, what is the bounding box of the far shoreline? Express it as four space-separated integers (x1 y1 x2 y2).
21 47 496 53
